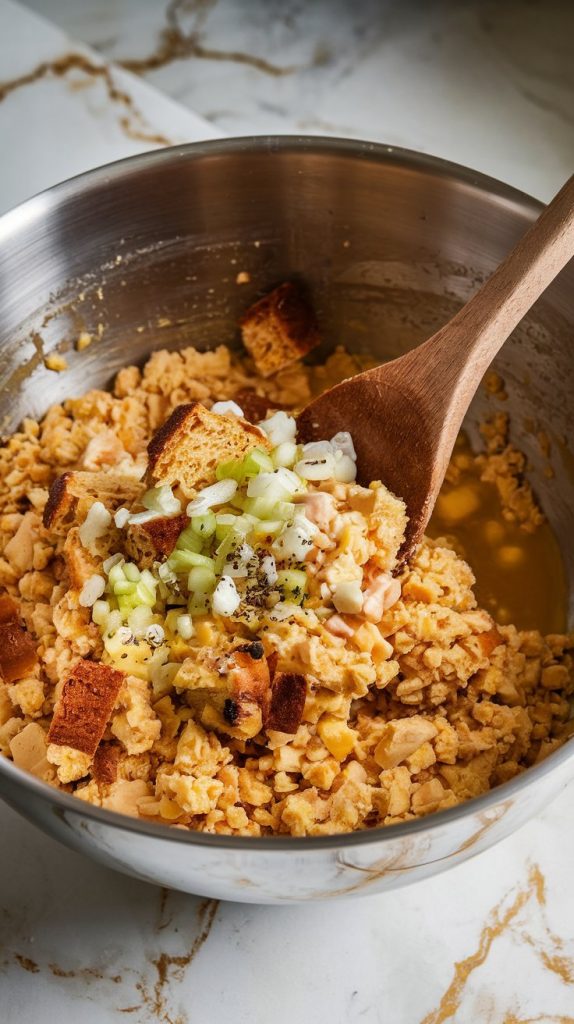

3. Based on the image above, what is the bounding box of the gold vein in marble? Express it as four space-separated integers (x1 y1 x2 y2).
0 52 174 147
119 0 298 78
421 863 574 1024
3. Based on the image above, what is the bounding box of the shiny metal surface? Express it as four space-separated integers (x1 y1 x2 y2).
0 137 572 902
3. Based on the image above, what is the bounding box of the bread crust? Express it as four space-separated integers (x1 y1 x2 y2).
240 282 320 378
48 659 124 757
0 593 38 684
44 471 141 532
147 402 271 498
266 672 307 734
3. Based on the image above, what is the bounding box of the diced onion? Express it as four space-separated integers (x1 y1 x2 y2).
141 484 182 516
260 554 278 586
272 515 318 561
331 431 357 461
212 575 241 616
176 614 195 640
294 453 336 481
128 605 154 636
103 552 124 574
128 510 162 526
258 410 297 446
211 400 245 418
114 507 130 529
302 440 333 459
223 542 254 578
186 478 238 516
79 502 112 550
116 626 134 645
333 453 357 483
92 599 110 625
158 562 178 584
79 573 106 607
272 441 298 469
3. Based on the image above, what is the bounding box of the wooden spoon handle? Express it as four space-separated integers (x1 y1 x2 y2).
416 174 574 391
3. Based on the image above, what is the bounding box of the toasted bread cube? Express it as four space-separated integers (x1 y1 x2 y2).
44 470 141 533
63 527 101 589
240 282 320 378
147 402 271 498
92 742 121 784
232 389 278 424
48 659 124 757
266 672 306 734
0 593 37 684
124 513 188 569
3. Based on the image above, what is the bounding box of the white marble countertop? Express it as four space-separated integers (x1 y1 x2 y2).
1 2 574 1021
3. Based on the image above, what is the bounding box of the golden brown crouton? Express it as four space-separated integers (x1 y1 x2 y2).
176 638 272 740
63 527 101 589
48 659 124 757
0 593 38 684
240 282 320 378
266 672 307 734
92 742 120 784
147 402 271 498
44 470 141 533
124 513 188 569
232 389 278 424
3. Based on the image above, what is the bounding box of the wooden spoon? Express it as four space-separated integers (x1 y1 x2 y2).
298 174 574 563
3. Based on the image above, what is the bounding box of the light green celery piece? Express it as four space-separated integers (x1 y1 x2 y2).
242 447 274 477
175 527 203 553
216 458 244 482
113 579 136 596
190 511 216 539
188 565 217 594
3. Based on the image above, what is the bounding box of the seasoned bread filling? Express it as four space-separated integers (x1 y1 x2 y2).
0 284 572 836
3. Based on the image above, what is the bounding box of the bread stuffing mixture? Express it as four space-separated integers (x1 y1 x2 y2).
1 282 573 836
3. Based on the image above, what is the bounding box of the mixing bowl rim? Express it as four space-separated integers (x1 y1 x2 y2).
0 134 569 852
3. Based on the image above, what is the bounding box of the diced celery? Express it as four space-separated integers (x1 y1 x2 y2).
188 593 210 616
188 565 216 593
113 579 136 596
135 581 156 606
249 519 284 540
242 496 276 520
191 511 216 539
167 549 205 573
214 529 244 575
123 562 141 582
108 563 126 587
140 568 158 590
242 447 274 477
276 569 308 605
215 513 239 541
216 458 244 482
175 526 203 553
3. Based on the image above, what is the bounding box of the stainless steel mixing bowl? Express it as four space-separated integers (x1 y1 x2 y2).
0 138 572 903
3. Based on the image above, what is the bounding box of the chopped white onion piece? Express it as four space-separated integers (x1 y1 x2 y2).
272 441 298 469
128 509 163 526
260 554 278 586
146 624 165 646
79 573 106 607
333 454 357 483
302 440 333 459
116 626 134 644
331 431 357 461
320 582 332 601
272 516 318 561
176 614 195 640
103 552 124 574
294 453 336 481
224 542 255 578
142 484 181 516
186 478 238 516
127 605 154 636
211 400 245 418
258 410 297 446
79 502 112 550
114 507 131 529
212 575 241 616
332 580 363 614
